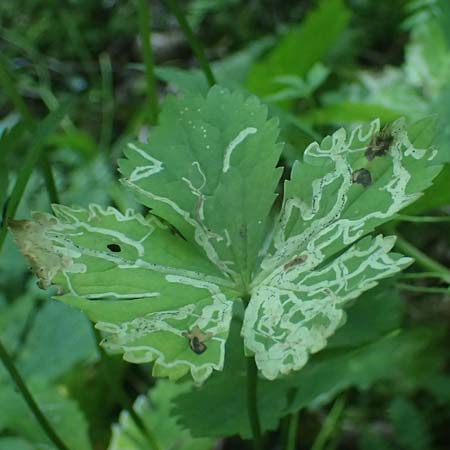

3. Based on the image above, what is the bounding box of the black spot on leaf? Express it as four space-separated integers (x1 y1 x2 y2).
107 243 122 252
352 168 372 187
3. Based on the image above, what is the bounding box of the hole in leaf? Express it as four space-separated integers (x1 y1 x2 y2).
107 243 122 252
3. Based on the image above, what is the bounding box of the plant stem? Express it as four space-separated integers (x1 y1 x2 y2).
0 338 71 450
99 52 114 151
164 0 216 87
137 0 159 125
41 157 60 204
400 272 448 280
396 283 449 295
242 294 263 450
393 233 450 283
0 52 60 204
394 214 450 223
285 411 299 450
311 394 346 450
246 356 263 450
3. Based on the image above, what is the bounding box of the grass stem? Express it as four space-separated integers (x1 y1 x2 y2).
164 0 216 87
137 0 159 124
311 394 346 450
285 411 299 450
0 338 71 450
393 233 450 283
0 52 60 204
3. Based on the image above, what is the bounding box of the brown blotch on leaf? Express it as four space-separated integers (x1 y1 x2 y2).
352 168 372 187
365 127 394 161
284 255 308 270
8 214 72 290
183 326 213 355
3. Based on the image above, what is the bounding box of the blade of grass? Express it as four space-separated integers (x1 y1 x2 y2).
0 52 60 205
164 0 216 87
311 394 347 450
99 52 114 151
0 101 70 251
0 338 71 450
285 411 299 450
396 283 450 295
136 0 159 125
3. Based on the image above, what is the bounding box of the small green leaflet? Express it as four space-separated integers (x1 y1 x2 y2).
9 87 441 383
108 380 214 450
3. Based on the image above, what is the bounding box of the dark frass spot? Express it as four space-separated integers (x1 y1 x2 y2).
284 255 308 270
352 168 372 187
190 337 207 355
183 326 211 355
107 243 122 252
365 127 394 161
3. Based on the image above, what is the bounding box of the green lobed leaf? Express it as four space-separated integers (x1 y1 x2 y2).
283 328 440 414
9 88 442 384
325 283 403 349
108 380 214 450
120 86 282 289
9 205 236 383
247 0 350 100
243 118 441 379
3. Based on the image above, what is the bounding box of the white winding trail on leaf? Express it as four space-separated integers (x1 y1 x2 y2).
122 177 237 279
97 276 233 383
245 118 435 380
127 143 164 182
222 127 257 173
244 236 412 380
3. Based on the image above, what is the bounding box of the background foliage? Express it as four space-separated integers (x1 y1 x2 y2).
0 0 449 449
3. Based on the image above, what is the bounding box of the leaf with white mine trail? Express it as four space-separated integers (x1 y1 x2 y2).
243 117 441 379
119 86 283 289
9 87 441 383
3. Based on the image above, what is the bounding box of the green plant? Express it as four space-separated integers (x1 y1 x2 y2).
2 1 450 449
8 85 441 446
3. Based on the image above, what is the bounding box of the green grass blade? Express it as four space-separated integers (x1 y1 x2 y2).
137 0 159 124
0 101 70 251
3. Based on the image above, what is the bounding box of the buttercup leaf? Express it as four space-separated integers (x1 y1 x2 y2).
243 118 441 379
9 206 236 383
119 86 282 289
9 87 441 383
